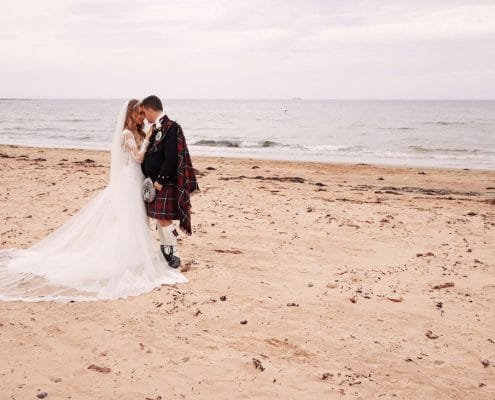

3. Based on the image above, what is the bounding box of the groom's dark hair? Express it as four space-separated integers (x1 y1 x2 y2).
141 95 163 111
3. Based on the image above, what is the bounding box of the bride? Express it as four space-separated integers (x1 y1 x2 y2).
0 100 187 302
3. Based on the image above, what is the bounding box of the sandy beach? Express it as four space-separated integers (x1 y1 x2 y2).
0 144 494 399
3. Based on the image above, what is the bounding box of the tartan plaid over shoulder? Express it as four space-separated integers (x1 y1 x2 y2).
176 124 199 235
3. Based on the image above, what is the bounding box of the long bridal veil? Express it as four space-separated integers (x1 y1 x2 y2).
0 101 187 302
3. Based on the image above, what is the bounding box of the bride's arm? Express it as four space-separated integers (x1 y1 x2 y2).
122 130 150 163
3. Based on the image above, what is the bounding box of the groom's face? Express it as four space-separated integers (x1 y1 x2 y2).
142 106 155 123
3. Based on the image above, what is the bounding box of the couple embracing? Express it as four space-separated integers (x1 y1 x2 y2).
126 95 199 269
0 96 199 302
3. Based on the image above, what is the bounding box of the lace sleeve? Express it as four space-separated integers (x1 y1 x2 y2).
121 130 150 163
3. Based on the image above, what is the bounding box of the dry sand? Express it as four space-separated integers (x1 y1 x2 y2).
0 144 494 399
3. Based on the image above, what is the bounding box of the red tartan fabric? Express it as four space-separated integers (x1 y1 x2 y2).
145 183 179 220
175 124 199 235
143 116 199 234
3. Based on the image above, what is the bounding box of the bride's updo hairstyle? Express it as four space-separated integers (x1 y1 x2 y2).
124 99 145 141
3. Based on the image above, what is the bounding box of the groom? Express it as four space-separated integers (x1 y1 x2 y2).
140 95 199 268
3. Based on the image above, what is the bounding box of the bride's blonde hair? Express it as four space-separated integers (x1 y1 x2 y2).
124 99 145 141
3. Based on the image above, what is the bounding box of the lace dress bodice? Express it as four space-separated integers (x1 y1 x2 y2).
121 129 150 164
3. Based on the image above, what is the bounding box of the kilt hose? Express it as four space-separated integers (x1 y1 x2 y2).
146 182 179 221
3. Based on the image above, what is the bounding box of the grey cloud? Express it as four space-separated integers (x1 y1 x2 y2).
0 0 494 98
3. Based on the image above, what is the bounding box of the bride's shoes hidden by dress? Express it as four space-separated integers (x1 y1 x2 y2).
160 245 181 269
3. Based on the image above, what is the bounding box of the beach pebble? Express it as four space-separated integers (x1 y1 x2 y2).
252 358 265 371
240 320 248 324
433 282 454 290
321 372 333 380
219 295 227 301
180 263 192 272
425 330 439 339
87 364 111 373
36 392 48 399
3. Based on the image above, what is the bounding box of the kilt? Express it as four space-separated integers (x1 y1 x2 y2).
146 182 179 220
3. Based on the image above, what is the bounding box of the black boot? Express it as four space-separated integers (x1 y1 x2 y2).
160 245 181 269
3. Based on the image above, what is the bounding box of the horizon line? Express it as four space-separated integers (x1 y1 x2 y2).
1 97 495 101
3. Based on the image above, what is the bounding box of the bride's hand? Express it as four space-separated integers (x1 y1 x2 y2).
145 127 154 140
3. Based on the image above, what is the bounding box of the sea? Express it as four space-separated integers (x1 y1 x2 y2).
0 99 494 169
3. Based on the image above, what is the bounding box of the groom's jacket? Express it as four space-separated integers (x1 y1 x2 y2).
141 115 178 185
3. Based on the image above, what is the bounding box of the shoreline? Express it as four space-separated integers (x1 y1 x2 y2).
1 143 494 173
0 144 494 399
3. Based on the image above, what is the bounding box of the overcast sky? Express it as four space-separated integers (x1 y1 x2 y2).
1 0 494 99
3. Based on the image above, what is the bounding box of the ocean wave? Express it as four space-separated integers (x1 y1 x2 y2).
425 121 466 126
302 144 366 153
191 141 370 154
57 118 90 122
192 139 284 148
408 146 490 155
377 126 414 130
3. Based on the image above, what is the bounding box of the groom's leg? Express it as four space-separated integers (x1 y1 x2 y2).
156 219 177 253
157 219 172 227
155 218 181 268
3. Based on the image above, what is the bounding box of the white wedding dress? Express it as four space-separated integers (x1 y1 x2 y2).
0 101 187 302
